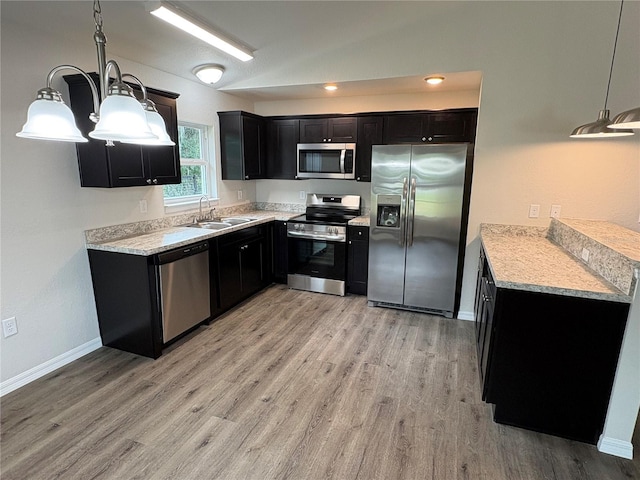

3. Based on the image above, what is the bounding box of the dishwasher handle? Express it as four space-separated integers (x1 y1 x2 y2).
156 241 209 265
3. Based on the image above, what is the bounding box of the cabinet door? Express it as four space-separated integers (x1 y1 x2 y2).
217 240 243 311
240 237 265 296
327 117 357 142
427 111 476 143
242 115 266 179
299 118 328 143
267 119 299 179
355 116 383 182
273 221 289 283
347 226 369 295
144 93 180 185
383 114 429 143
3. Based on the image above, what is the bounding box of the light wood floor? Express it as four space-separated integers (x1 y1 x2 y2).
2 285 639 480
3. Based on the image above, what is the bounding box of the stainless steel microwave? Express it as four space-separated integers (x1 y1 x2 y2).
297 143 356 180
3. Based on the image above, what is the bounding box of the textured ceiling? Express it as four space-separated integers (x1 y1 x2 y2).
1 1 482 100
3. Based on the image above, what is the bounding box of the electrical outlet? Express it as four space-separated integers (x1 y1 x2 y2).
299 191 306 200
2 317 18 338
581 248 590 262
550 205 561 218
139 200 148 214
528 204 540 218
237 190 243 200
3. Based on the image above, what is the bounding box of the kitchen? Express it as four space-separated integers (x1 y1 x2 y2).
1 1 639 478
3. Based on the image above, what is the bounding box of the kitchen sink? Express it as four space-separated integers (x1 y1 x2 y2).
187 221 233 230
221 217 257 225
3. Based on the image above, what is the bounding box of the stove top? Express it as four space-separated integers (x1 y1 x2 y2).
290 193 361 226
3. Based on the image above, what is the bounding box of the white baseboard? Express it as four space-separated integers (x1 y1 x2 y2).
456 310 474 322
0 337 102 397
597 434 634 459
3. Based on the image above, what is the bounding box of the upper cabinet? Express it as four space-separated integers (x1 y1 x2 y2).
383 109 477 144
355 116 384 182
299 117 357 143
64 73 181 188
218 111 267 180
266 118 299 180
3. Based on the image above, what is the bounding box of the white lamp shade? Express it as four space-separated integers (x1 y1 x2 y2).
123 110 175 146
16 98 87 143
89 95 157 142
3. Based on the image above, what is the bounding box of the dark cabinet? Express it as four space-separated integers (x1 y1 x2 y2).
64 73 180 188
218 111 266 180
355 116 384 182
347 226 369 295
383 109 477 144
299 117 357 143
267 119 299 179
273 220 289 283
216 226 271 312
475 245 629 444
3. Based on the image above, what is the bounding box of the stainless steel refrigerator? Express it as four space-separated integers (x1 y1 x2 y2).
368 144 471 318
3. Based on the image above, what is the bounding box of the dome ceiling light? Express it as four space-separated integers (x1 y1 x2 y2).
193 65 225 84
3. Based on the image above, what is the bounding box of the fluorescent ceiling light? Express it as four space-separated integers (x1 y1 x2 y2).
148 2 253 62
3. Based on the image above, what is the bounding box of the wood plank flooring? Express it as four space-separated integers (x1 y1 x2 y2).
2 285 639 479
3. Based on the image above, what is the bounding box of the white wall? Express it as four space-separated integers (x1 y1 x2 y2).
0 19 251 385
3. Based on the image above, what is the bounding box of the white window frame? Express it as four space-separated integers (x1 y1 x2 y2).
164 121 217 212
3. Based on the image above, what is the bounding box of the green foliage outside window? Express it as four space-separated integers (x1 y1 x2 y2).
163 124 208 200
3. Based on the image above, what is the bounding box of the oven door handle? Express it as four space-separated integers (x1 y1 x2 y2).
287 231 346 242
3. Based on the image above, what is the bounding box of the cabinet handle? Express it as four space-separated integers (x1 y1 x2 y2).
152 179 158 184
146 179 152 184
357 177 361 181
421 137 426 142
428 136 433 142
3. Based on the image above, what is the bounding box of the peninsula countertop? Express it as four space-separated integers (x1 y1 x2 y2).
480 223 633 304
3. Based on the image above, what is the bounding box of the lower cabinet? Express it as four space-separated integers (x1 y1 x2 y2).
215 225 272 312
347 226 369 295
475 245 629 444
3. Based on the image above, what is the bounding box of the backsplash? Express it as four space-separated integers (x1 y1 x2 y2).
548 218 640 296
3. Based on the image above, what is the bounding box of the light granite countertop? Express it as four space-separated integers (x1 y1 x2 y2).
86 210 300 256
480 223 633 303
349 215 370 227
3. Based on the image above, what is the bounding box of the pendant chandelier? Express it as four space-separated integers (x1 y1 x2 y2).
16 0 174 146
570 0 634 138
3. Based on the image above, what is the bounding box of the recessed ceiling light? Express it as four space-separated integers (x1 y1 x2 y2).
193 65 225 84
425 76 445 85
324 84 338 91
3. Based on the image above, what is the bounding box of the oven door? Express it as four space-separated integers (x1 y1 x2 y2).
288 235 346 280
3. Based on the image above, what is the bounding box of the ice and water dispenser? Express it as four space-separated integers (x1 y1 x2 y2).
376 194 401 228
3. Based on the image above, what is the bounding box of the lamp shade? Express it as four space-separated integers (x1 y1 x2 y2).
123 109 175 146
16 97 87 143
609 106 640 129
570 109 634 138
89 94 157 142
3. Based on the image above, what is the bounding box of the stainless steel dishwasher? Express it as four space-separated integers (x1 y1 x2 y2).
156 241 211 343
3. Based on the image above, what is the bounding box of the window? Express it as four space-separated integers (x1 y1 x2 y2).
163 122 216 205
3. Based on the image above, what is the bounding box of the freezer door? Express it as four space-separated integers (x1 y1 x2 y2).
368 145 411 305
403 144 468 313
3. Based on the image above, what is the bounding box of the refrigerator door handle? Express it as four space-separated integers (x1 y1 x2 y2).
400 177 408 246
407 177 417 247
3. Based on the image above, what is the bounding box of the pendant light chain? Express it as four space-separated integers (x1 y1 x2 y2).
604 0 624 110
93 0 103 32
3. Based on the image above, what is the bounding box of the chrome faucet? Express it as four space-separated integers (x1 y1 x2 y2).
197 195 210 222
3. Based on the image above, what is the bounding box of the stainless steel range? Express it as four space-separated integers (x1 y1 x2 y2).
287 194 361 296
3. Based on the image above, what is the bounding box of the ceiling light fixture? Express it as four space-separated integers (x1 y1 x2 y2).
570 0 633 138
16 0 167 145
324 84 338 91
147 1 253 62
425 76 445 85
193 65 225 84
